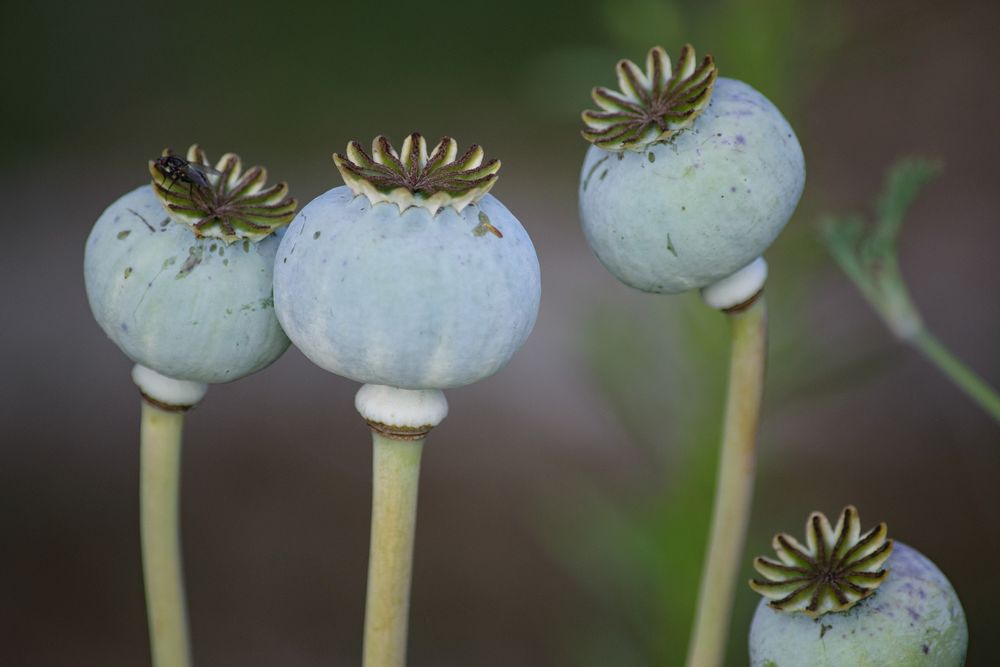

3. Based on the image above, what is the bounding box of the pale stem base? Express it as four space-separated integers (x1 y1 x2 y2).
363 431 425 667
685 296 768 667
140 400 192 667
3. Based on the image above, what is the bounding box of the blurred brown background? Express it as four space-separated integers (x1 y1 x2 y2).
2 0 998 664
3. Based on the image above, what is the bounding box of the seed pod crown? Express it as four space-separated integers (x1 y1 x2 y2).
581 44 717 152
333 133 500 214
750 506 894 617
149 145 296 244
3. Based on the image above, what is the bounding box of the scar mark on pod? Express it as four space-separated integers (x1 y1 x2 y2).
474 211 503 238
583 156 609 191
132 261 172 319
126 208 156 232
175 246 204 279
666 234 678 257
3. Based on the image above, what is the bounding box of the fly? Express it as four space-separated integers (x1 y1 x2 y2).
153 154 219 191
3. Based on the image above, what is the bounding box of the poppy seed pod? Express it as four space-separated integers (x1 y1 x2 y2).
748 508 967 666
84 146 295 386
579 45 805 294
273 134 541 390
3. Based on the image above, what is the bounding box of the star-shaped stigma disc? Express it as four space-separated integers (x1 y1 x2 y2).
581 44 717 152
150 145 296 244
750 506 894 617
333 134 500 214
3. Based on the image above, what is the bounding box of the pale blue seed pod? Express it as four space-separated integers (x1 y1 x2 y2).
579 46 805 293
273 134 541 391
749 541 967 666
748 508 967 667
274 188 540 390
84 147 296 384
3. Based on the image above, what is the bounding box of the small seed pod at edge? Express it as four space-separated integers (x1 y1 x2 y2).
748 506 968 666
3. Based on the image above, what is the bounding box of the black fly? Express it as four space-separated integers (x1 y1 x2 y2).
153 154 218 191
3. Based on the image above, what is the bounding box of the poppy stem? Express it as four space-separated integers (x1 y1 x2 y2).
132 365 205 667
356 384 447 667
363 432 425 667
140 400 193 667
686 295 768 667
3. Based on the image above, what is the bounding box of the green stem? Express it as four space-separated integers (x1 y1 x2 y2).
140 400 192 667
363 431 425 667
911 329 1000 422
685 297 768 667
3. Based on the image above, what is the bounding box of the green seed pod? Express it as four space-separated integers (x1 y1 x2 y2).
273 134 541 390
579 45 805 293
84 146 296 384
748 507 968 666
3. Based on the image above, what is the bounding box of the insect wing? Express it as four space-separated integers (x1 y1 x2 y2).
185 162 220 188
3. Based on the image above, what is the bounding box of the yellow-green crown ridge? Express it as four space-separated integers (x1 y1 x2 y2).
750 506 894 618
333 133 500 214
581 44 717 152
149 145 297 244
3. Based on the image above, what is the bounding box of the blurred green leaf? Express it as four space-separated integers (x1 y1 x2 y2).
821 157 942 339
822 158 1000 422
869 158 943 258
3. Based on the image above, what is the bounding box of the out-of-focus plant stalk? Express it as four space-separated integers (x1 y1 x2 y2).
911 330 1000 421
686 297 768 667
823 158 1000 423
